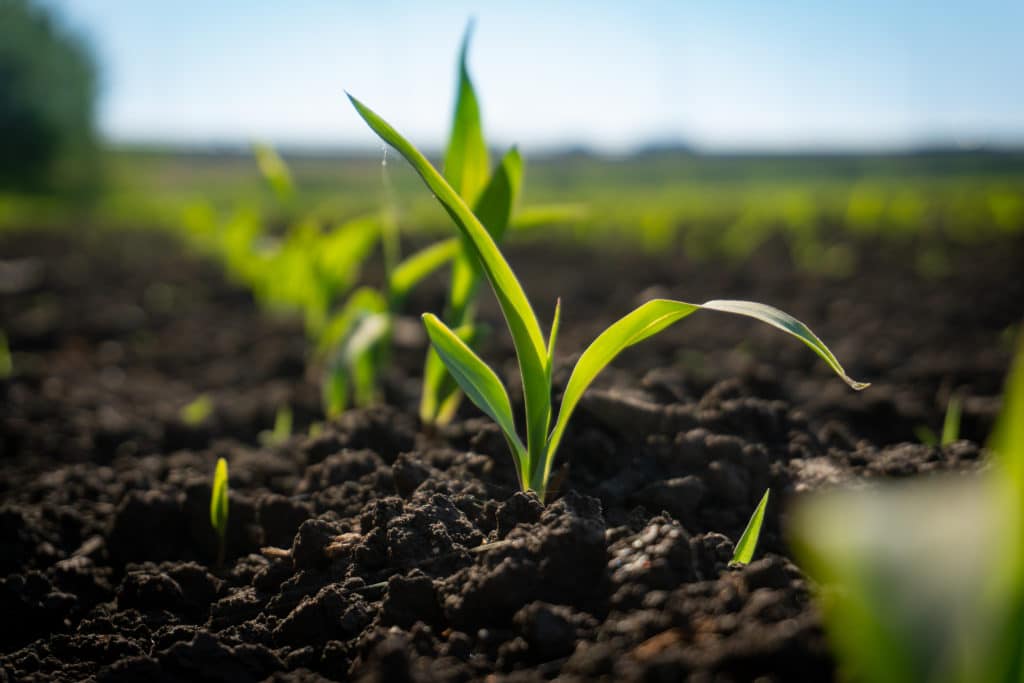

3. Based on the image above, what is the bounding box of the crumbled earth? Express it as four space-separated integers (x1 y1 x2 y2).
1 227 1021 681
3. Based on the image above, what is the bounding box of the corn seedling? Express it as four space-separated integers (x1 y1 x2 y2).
180 394 214 427
914 392 963 447
253 142 294 206
209 457 229 567
730 489 770 566
348 94 869 498
791 337 1024 683
259 405 293 447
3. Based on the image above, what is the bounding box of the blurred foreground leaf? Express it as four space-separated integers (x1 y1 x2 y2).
792 338 1024 683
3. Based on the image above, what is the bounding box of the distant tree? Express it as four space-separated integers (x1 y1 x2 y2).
0 0 100 195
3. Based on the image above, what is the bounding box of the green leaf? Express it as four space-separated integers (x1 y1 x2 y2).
546 299 700 474
323 367 347 419
992 336 1024 480
316 215 380 301
332 312 390 410
420 327 478 426
0 330 13 379
348 94 550 480
448 147 525 322
510 203 589 231
545 298 869 488
791 476 1004 683
731 489 770 565
316 287 389 415
315 287 388 361
941 393 963 446
253 142 294 203
209 457 229 539
914 425 939 447
180 394 214 427
389 238 459 304
699 300 870 391
547 298 561 368
423 313 527 482
444 22 489 205
273 405 293 441
474 146 524 240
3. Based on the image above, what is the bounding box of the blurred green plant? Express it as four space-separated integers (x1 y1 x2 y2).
348 93 868 499
180 394 214 427
915 392 963 447
0 0 100 195
0 331 12 379
259 405 293 447
792 338 1024 683
209 457 229 567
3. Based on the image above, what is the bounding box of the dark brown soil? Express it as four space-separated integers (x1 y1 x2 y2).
1 225 1020 682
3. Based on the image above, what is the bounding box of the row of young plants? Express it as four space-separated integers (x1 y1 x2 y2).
177 29 531 424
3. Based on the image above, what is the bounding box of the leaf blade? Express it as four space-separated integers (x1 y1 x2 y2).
546 298 869 487
546 299 701 469
422 313 526 479
700 300 870 391
941 393 963 446
209 457 229 538
389 238 459 304
443 22 489 205
732 489 770 565
253 142 294 203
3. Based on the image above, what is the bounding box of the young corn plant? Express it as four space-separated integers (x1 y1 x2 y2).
914 391 963 447
313 230 462 417
209 457 229 567
348 95 869 499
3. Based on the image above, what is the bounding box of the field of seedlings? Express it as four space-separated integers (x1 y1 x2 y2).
3 20 1024 683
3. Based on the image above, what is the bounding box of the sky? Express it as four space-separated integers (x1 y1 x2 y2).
44 0 1024 153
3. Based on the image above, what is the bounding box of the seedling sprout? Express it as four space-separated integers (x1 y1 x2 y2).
209 457 229 566
348 94 869 499
730 489 770 566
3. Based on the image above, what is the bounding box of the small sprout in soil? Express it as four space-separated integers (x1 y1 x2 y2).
209 457 229 567
914 392 963 447
730 489 769 566
348 94 869 499
260 405 293 446
940 393 962 445
180 393 214 426
0 330 11 379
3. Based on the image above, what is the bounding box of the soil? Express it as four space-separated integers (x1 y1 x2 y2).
1 225 1021 682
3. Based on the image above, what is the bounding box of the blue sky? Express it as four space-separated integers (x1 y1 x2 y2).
46 0 1024 152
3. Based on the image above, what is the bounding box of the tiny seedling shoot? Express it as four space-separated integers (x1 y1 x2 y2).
348 95 869 500
730 489 770 566
209 457 229 566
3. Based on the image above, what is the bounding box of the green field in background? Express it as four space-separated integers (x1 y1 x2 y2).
4 146 1023 275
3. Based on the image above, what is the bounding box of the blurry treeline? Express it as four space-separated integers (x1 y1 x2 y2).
0 0 100 196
